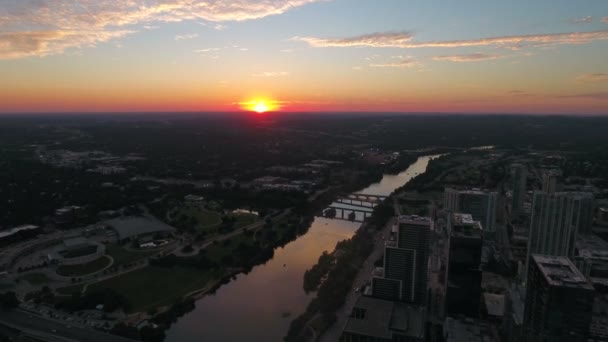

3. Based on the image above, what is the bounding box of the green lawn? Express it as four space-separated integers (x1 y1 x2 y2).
175 206 222 232
21 273 49 285
86 266 217 312
106 245 157 266
233 213 258 229
56 256 112 277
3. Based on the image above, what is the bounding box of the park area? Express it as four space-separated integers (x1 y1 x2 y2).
105 244 158 266
85 266 219 312
56 256 112 277
170 204 258 234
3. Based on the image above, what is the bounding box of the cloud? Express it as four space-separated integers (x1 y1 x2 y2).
194 48 221 53
0 30 132 59
432 53 504 62
293 32 414 48
370 58 418 68
0 0 322 59
557 92 608 100
293 29 608 50
252 71 289 77
573 16 593 24
575 73 608 83
603 17 608 23
175 33 199 41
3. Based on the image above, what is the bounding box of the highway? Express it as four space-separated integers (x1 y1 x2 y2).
0 310 138 342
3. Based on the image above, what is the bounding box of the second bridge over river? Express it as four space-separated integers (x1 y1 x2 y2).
325 193 388 222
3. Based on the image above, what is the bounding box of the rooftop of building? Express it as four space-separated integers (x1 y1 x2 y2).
532 254 593 290
55 205 82 213
398 215 432 225
105 216 176 240
443 317 493 342
62 236 90 248
342 295 425 340
0 224 40 239
483 293 505 318
184 194 204 201
576 234 608 260
450 213 483 237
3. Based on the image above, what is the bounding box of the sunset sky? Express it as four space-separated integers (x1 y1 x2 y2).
1 0 607 114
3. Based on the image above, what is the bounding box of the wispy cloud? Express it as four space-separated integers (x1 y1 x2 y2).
293 32 414 48
576 73 608 83
603 17 608 23
0 30 132 60
573 16 593 24
293 30 608 50
432 53 504 62
195 48 221 53
0 0 322 59
252 71 289 77
175 33 199 41
370 58 419 68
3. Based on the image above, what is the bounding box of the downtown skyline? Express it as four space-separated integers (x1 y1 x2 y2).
1 0 608 114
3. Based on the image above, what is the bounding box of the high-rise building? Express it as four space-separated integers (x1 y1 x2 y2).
541 170 559 194
524 255 594 342
371 215 432 305
527 191 577 263
445 213 483 317
526 191 596 276
444 188 497 233
511 164 527 215
571 192 595 235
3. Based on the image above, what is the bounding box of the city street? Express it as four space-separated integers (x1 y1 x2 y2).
318 217 395 342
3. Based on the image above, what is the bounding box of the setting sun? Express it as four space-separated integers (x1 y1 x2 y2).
253 102 269 113
240 99 278 113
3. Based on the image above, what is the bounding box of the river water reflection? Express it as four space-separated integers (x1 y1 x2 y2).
165 154 441 342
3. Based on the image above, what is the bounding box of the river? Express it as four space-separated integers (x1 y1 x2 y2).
165 154 441 342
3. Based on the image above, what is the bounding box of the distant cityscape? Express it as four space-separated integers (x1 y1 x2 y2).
1 115 608 342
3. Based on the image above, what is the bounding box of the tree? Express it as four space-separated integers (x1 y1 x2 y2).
0 291 19 310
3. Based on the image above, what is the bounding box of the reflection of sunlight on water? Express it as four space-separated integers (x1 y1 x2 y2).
165 216 358 342
358 154 443 196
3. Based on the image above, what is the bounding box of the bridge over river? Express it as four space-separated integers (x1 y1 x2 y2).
325 193 389 222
